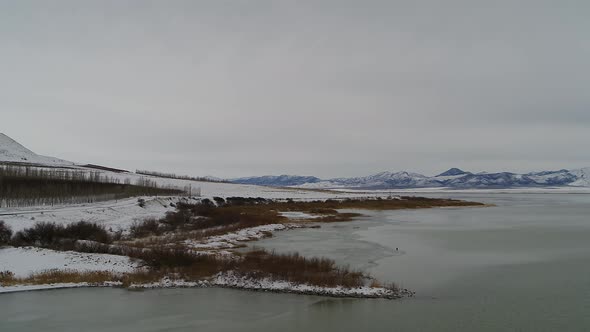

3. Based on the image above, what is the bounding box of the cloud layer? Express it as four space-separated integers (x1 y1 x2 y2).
2 1 589 177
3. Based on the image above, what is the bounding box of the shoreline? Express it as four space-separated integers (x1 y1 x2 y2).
0 275 415 299
1 197 483 298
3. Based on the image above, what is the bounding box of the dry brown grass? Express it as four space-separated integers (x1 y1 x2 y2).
0 270 117 286
0 269 168 288
234 249 366 288
122 196 483 249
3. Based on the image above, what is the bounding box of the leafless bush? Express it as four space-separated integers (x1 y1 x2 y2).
0 221 12 245
11 221 112 249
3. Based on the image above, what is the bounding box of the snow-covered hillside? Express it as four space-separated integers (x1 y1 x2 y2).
569 167 590 187
0 133 73 166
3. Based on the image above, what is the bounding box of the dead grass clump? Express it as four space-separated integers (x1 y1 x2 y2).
0 270 117 286
0 221 12 245
129 218 164 238
0 270 15 285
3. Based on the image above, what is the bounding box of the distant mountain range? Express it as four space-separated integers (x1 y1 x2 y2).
2 133 588 190
232 167 590 189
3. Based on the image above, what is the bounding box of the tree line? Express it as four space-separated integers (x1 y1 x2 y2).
0 166 194 208
136 169 228 183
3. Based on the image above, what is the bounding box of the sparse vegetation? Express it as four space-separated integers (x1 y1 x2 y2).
129 218 163 238
0 249 368 289
11 221 113 249
123 196 482 242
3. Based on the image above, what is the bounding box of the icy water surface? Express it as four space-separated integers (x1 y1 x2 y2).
2 193 590 331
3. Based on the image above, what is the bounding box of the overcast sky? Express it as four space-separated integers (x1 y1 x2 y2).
1 1 589 178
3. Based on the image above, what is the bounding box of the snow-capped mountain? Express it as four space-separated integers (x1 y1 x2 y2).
232 175 322 187
569 168 590 187
0 133 74 166
328 171 442 189
437 168 469 177
231 168 590 189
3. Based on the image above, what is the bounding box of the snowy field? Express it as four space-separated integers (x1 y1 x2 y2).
0 247 140 278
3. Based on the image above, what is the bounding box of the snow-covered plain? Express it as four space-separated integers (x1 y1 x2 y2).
0 196 195 233
0 247 140 278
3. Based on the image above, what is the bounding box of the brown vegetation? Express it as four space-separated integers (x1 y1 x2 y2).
0 221 12 245
233 249 366 288
0 249 367 289
124 196 482 244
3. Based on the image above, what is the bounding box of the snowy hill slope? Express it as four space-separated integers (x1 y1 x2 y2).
0 133 73 166
569 167 590 187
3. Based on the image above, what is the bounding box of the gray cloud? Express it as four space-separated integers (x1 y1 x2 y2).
1 0 589 177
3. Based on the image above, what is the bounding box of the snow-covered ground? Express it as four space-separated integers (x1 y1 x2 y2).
0 196 196 233
279 211 322 219
187 223 304 250
0 247 140 278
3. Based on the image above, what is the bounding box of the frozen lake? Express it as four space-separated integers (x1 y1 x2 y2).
2 193 590 331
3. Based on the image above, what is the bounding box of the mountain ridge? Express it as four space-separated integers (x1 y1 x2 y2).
232 167 590 189
1 133 587 190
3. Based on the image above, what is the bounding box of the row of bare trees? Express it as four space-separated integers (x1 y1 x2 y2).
136 169 228 183
0 165 198 208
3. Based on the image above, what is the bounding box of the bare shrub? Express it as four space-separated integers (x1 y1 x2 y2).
0 221 12 245
11 221 112 249
231 249 366 288
130 219 163 238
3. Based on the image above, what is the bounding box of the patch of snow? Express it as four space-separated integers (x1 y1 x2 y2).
187 224 302 250
569 167 590 187
129 277 208 289
0 196 196 233
212 272 411 299
278 211 322 219
0 283 90 294
0 247 140 278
